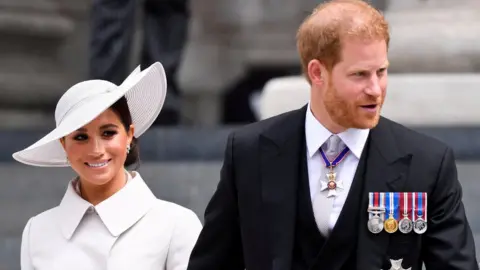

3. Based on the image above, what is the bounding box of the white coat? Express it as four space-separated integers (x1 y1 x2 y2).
20 172 202 270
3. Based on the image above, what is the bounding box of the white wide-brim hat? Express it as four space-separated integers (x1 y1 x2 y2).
12 62 167 167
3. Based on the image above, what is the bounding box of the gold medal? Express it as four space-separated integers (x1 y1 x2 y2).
384 214 398 233
384 192 398 233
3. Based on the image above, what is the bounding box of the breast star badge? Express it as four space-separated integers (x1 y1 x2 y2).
381 258 411 270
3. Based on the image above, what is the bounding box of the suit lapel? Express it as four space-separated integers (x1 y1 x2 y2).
356 118 413 268
260 107 307 270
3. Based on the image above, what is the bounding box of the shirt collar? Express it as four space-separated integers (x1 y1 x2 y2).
305 103 370 159
57 171 157 239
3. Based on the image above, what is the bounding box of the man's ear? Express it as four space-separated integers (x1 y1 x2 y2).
307 59 328 87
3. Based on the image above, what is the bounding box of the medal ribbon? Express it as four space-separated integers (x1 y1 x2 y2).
400 192 413 218
417 192 427 220
393 192 399 220
380 192 386 218
424 192 427 220
369 192 374 219
407 192 412 218
386 192 397 219
400 192 406 218
411 192 417 221
418 192 423 218
369 192 381 219
385 192 389 218
319 145 350 168
385 192 392 218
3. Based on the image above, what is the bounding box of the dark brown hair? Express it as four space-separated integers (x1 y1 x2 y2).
110 97 140 168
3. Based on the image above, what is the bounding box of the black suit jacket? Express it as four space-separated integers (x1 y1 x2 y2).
187 106 478 270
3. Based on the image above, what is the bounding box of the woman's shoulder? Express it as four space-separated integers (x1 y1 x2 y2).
149 199 203 245
151 199 198 218
149 199 202 226
26 206 60 227
21 206 62 242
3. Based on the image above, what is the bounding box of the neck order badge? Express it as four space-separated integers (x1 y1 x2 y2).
319 145 350 197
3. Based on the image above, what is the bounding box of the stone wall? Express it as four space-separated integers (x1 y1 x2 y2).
180 0 480 124
386 0 480 73
0 0 478 128
0 0 89 129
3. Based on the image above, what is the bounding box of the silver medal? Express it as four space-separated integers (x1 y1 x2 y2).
367 193 385 234
413 217 427 234
398 218 413 234
398 192 413 234
368 215 384 234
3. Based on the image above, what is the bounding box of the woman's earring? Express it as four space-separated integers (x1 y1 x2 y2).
126 145 131 154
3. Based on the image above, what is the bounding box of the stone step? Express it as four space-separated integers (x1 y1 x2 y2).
0 0 58 10
387 0 477 11
0 110 54 129
386 6 480 73
0 73 67 109
0 10 72 38
383 74 480 126
0 0 77 130
180 0 480 125
259 74 480 126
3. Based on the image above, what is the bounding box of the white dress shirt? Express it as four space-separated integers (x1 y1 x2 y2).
305 103 369 230
20 171 202 270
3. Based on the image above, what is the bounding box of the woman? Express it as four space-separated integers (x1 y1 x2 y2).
13 62 202 270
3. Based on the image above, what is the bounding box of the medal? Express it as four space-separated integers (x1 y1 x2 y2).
384 215 398 233
368 215 384 234
384 258 412 270
413 192 428 234
326 170 337 190
398 192 413 234
367 192 385 234
414 218 427 234
384 192 398 233
319 144 349 197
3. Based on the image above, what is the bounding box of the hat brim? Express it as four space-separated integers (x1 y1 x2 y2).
12 62 167 167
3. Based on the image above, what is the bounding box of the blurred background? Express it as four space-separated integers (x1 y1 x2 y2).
1 0 480 268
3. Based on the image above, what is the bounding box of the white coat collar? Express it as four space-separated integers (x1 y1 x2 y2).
57 171 157 239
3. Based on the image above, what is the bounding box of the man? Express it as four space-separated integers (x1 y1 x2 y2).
187 1 478 269
89 0 189 125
